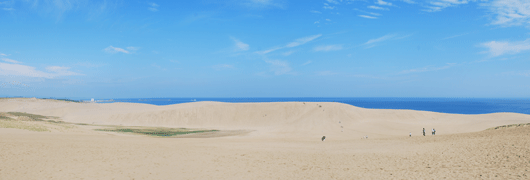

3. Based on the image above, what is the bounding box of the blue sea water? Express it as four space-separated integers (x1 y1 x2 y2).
100 98 530 115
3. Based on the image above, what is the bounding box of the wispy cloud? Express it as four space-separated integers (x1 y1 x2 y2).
0 53 6 56
400 63 455 74
359 15 377 19
316 71 337 76
265 60 291 75
365 34 396 45
423 0 472 12
375 0 392 6
241 0 284 9
282 51 295 56
212 64 235 70
286 34 322 48
2 7 14 11
402 0 415 4
126 47 140 51
323 3 335 10
256 34 322 54
302 61 312 66
2 58 21 64
326 0 340 4
103 46 130 54
231 37 250 51
442 33 469 40
0 62 81 78
148 2 159 12
481 39 530 57
368 6 389 10
314 45 343 52
486 0 530 27
310 10 322 13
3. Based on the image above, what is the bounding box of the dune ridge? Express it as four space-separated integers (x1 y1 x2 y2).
2 98 530 139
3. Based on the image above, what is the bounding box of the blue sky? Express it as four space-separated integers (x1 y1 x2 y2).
0 0 529 99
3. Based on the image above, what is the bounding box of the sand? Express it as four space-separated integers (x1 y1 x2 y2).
1 98 530 179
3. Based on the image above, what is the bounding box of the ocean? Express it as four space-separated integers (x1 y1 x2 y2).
99 98 530 115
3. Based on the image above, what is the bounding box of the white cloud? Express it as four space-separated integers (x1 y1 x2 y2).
126 47 140 51
481 39 530 57
242 0 284 9
423 0 472 12
442 33 469 40
375 0 392 6
257 34 322 54
400 63 455 74
0 53 6 56
317 71 337 76
3 7 14 11
231 37 250 51
282 51 294 56
359 15 377 19
302 61 312 66
365 34 396 44
213 64 235 70
314 45 343 52
103 46 129 54
323 3 335 10
402 0 415 4
2 58 20 64
486 0 530 27
286 34 322 48
310 10 322 13
148 2 159 12
367 5 388 10
326 0 341 4
0 63 80 78
265 60 291 75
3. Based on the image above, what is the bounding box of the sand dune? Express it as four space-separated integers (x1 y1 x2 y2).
2 98 530 179
1 98 529 139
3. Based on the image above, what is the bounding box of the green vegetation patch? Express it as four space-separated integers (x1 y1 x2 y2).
0 119 49 132
95 127 219 137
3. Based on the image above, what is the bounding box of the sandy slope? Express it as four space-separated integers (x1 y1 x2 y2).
1 98 530 179
1 98 530 139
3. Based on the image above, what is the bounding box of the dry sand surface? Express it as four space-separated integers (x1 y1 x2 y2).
1 98 530 179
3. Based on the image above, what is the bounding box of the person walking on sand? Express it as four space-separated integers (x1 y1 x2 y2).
433 128 436 135
432 128 435 135
423 128 425 136
409 132 411 137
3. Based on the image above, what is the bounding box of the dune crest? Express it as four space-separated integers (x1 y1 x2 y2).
1 98 530 139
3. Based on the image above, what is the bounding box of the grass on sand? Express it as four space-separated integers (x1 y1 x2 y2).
95 127 219 137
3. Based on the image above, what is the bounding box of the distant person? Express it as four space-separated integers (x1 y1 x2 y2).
409 132 411 137
322 136 326 141
432 128 435 135
423 128 425 136
433 128 436 135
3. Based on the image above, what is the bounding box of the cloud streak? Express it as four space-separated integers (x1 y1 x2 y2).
0 62 81 78
400 63 455 74
104 46 130 54
365 34 396 45
314 45 343 52
256 34 322 54
231 37 250 51
148 2 159 12
265 60 291 75
481 39 530 57
359 15 377 19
